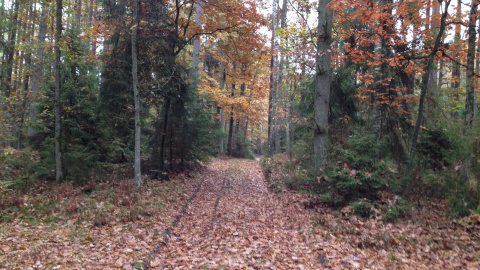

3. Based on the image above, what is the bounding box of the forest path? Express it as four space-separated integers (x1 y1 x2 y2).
2 159 479 269
147 158 319 269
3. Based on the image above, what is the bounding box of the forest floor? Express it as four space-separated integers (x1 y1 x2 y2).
1 158 480 269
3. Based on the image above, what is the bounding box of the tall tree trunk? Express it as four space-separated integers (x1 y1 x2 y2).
235 118 240 135
438 59 444 91
219 108 225 153
267 0 279 156
89 0 97 55
372 38 383 143
425 0 431 31
75 0 82 23
169 120 174 170
4 0 20 98
132 0 142 188
372 0 393 143
466 1 479 128
314 0 333 172
258 125 264 155
0 0 5 94
218 63 226 154
244 118 249 138
18 2 34 148
282 0 291 158
237 83 246 136
425 0 441 124
274 0 288 154
227 110 234 155
464 0 479 187
28 3 48 137
286 78 292 158
55 0 63 182
451 0 461 90
160 98 171 173
476 18 480 117
14 15 25 98
227 83 235 155
191 0 203 79
408 0 451 187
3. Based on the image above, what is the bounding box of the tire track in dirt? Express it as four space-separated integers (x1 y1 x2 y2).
148 159 319 269
141 168 208 269
143 161 231 268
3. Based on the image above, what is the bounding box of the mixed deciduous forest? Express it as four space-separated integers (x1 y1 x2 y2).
1 0 480 268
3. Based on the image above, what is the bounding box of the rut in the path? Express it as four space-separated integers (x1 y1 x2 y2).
147 159 319 269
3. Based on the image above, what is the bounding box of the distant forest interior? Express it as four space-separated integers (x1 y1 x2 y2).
2 1 480 268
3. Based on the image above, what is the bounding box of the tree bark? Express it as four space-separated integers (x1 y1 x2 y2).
28 3 48 137
274 0 288 154
160 98 171 173
227 83 235 155
89 0 97 55
0 0 5 93
286 78 292 158
425 0 441 124
314 0 333 173
19 1 34 148
463 0 479 187
218 62 226 154
476 18 480 118
191 0 203 79
372 0 393 144
55 0 63 182
132 0 142 188
408 0 451 179
4 0 20 98
75 0 82 23
267 0 279 156
465 0 478 128
451 0 461 90
372 38 383 143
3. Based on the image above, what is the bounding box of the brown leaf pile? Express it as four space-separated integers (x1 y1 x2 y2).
1 158 480 269
0 172 200 269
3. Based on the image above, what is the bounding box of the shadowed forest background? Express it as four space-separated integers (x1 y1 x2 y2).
1 0 480 263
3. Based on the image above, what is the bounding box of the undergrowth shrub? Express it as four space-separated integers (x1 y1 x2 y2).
382 207 400 222
382 197 411 223
351 200 373 218
232 133 255 159
448 185 479 217
320 133 396 207
261 153 318 193
261 154 291 192
418 129 453 171
0 147 43 189
416 126 480 217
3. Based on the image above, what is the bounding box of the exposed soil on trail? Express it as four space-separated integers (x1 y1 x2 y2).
1 158 480 269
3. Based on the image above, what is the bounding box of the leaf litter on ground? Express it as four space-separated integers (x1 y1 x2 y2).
1 158 479 269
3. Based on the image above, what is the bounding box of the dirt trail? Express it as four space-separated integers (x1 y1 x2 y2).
147 159 319 269
4 158 476 269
